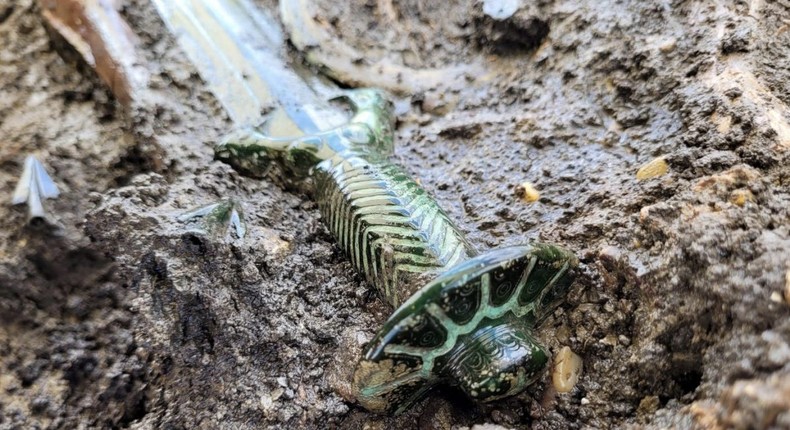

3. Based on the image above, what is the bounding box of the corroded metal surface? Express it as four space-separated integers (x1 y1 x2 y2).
151 0 579 414
218 88 578 413
11 155 59 222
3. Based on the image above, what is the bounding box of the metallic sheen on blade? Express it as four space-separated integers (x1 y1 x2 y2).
151 0 344 132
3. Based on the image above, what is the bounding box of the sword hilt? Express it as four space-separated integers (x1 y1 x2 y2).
216 89 578 413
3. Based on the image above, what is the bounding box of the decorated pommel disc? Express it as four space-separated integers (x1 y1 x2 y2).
352 243 579 414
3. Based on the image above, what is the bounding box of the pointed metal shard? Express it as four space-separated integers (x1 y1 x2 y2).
32 158 60 199
178 199 246 240
11 156 60 221
228 207 245 239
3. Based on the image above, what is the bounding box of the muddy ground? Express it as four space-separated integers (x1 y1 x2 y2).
1 0 789 428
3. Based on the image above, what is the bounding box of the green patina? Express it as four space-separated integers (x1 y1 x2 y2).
215 89 579 414
178 199 246 239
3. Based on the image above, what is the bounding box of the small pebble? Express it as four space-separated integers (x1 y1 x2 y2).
471 425 511 430
515 182 540 203
768 109 790 148
30 396 50 414
262 232 292 259
658 38 677 53
362 417 386 430
724 87 743 99
637 395 660 416
636 157 669 180
483 0 519 20
729 189 754 206
260 393 274 410
552 346 583 393
599 334 618 346
763 331 790 366
241 261 262 284
784 269 790 304
711 111 732 134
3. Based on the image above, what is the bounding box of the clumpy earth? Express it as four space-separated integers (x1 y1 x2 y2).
1 0 789 428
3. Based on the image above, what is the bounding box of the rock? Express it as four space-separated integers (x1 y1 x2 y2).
785 269 790 304
636 157 669 180
474 0 549 53
514 181 540 203
719 374 790 429
552 346 583 393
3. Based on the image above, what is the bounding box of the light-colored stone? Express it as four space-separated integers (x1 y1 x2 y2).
515 181 540 203
636 157 669 180
553 346 583 393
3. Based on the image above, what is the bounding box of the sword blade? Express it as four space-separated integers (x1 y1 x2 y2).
151 0 346 133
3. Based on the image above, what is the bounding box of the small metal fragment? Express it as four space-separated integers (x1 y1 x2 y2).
636 156 669 180
178 199 246 239
11 155 60 222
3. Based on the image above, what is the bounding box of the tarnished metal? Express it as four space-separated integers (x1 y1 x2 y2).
11 155 60 222
218 88 578 413
178 199 246 240
153 0 578 414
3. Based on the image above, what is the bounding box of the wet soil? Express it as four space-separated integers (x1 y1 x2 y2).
1 0 789 429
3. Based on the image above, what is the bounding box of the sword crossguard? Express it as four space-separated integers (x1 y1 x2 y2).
215 89 395 179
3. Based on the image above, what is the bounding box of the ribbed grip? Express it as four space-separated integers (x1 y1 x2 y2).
314 150 477 308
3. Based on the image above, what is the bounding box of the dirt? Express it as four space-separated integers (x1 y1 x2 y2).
1 0 789 429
